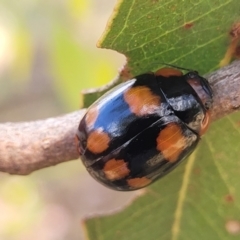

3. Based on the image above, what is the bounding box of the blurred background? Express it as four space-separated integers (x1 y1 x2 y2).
0 0 136 239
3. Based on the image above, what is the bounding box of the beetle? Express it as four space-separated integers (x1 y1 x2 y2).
76 66 213 191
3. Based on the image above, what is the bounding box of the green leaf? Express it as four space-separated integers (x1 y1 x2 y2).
83 0 240 107
84 112 240 239
99 0 240 75
83 1 240 239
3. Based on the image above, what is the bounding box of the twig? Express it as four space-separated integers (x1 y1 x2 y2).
0 60 239 175
208 60 240 120
0 110 86 174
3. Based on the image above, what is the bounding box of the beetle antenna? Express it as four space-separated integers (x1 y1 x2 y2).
158 62 195 72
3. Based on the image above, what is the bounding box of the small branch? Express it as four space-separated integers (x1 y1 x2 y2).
0 110 86 175
208 60 240 120
0 60 240 175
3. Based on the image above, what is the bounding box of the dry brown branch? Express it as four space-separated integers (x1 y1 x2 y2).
0 110 86 175
208 60 240 120
0 60 240 175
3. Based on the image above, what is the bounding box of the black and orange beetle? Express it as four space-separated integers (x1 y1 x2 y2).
76 66 213 191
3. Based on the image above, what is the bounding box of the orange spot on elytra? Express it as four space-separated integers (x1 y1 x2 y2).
103 159 130 181
87 129 110 154
156 123 185 162
200 111 211 136
155 68 183 77
85 107 99 128
127 177 152 189
124 86 161 116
